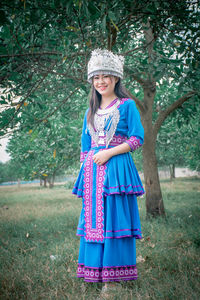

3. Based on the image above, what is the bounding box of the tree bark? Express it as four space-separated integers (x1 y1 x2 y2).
140 20 196 217
141 87 195 216
48 180 54 188
141 87 165 217
52 171 56 187
17 178 20 188
142 138 165 217
47 177 53 188
44 178 47 188
47 172 56 188
139 20 166 217
169 164 175 180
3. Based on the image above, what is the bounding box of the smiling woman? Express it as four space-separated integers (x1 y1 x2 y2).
72 49 144 293
93 74 118 108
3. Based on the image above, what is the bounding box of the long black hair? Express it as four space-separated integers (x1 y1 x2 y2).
87 77 132 127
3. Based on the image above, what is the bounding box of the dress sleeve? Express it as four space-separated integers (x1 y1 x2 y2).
80 109 91 162
124 100 144 152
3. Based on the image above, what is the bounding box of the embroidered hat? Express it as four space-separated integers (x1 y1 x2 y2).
87 49 124 83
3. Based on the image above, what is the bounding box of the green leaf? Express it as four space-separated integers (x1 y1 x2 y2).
175 67 181 75
102 15 107 32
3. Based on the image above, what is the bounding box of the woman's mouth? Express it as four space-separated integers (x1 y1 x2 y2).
98 86 107 91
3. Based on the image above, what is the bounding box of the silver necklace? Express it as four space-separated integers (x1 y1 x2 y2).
88 99 121 147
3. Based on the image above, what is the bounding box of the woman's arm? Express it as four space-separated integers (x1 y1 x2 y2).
93 99 144 166
92 142 131 166
80 109 91 163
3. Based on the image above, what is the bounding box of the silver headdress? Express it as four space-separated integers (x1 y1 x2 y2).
87 49 124 83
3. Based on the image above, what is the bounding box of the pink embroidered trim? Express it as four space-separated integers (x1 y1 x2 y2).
73 188 145 197
105 234 142 239
103 184 143 189
77 263 138 282
125 136 142 152
118 98 129 107
83 150 93 241
83 150 106 242
80 151 88 162
98 98 128 111
104 191 145 196
106 228 141 233
76 234 142 239
73 189 144 196
91 134 128 147
80 263 136 268
95 163 106 241
99 98 118 109
72 187 83 192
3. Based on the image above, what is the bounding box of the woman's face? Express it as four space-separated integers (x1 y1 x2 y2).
93 74 118 97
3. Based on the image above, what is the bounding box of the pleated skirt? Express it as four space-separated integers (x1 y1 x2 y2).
72 148 144 282
76 194 142 282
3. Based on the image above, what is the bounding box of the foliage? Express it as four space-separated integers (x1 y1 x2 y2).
0 0 199 213
183 111 200 171
6 103 86 182
0 0 199 136
156 97 200 172
0 161 17 182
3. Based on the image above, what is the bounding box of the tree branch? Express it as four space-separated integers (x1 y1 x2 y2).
122 36 156 56
37 87 80 122
128 92 145 112
132 74 146 86
1 61 58 131
0 51 86 59
1 87 81 137
0 51 62 58
124 67 146 86
153 91 196 137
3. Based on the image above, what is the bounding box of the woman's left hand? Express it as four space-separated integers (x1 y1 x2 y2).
92 150 111 166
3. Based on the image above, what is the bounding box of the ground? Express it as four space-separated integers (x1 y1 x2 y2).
0 177 199 299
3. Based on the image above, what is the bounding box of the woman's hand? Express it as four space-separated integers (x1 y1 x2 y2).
92 143 131 166
92 150 112 166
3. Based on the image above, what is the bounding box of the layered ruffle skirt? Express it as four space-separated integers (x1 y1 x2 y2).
72 147 145 282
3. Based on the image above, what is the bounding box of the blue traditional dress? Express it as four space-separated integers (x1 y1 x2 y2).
72 98 145 282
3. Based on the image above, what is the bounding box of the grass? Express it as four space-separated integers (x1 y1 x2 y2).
0 178 200 300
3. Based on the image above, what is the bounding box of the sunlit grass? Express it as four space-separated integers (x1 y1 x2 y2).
0 178 199 299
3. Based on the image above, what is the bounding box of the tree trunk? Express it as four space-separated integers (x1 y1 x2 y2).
40 178 43 186
139 20 195 217
143 138 165 217
44 178 47 187
141 86 165 217
169 164 175 180
48 181 54 188
52 172 56 187
172 164 175 178
47 176 54 188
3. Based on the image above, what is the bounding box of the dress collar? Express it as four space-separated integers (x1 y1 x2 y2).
99 98 118 110
96 99 121 115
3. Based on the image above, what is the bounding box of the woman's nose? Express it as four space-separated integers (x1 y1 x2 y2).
98 76 105 83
